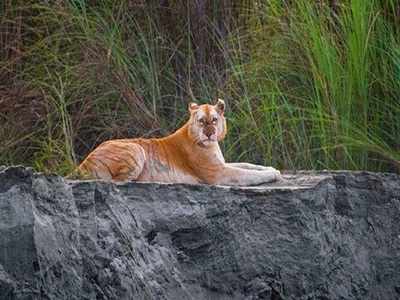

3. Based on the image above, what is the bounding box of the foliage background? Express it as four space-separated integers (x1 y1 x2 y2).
1 0 399 174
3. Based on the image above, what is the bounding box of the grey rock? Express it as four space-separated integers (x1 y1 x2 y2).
0 165 399 299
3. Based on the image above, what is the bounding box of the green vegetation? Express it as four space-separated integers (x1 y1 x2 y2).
1 0 399 174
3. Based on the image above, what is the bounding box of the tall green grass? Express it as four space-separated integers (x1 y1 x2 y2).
224 0 400 172
0 0 399 174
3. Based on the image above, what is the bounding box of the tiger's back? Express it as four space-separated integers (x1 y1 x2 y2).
78 138 146 181
77 135 201 183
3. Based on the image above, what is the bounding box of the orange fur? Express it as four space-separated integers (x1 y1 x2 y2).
76 99 281 186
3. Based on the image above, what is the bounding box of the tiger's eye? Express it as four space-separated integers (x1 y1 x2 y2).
199 119 205 125
212 117 218 125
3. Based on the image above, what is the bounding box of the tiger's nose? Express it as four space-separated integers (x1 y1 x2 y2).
204 126 216 138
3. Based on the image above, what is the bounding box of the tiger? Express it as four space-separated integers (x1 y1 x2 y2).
74 99 282 186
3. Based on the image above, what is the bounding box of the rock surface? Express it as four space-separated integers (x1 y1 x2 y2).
0 166 399 300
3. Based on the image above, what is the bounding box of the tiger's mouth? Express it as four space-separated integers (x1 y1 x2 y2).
197 138 217 148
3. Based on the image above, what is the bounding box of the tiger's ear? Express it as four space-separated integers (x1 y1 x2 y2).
188 102 199 113
215 98 225 115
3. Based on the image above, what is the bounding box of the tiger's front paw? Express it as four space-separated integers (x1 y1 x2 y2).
263 167 282 181
263 167 281 181
259 168 282 183
272 169 282 181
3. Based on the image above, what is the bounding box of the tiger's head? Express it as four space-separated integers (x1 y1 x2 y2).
187 99 227 147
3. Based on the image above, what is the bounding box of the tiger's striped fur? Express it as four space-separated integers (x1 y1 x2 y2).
75 99 281 185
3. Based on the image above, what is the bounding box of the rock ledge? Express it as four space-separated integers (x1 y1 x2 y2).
0 166 399 299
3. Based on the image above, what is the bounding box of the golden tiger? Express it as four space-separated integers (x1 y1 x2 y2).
75 99 282 186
